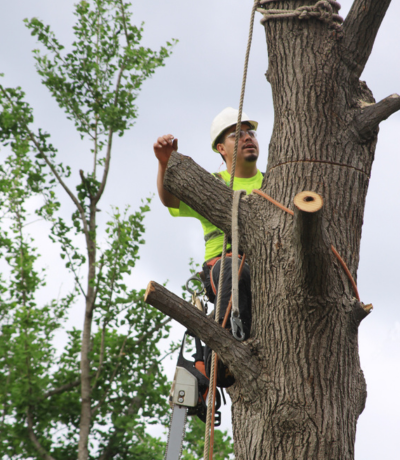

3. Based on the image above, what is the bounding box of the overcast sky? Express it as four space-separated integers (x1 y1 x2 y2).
1 1 399 458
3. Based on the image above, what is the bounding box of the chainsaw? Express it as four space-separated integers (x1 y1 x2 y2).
164 275 222 460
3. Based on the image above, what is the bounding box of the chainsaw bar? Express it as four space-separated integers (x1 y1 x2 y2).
165 404 187 460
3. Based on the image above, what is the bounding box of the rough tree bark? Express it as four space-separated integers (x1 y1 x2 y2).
146 1 400 458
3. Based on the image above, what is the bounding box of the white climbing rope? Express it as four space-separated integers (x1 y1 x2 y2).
203 0 259 458
257 0 343 30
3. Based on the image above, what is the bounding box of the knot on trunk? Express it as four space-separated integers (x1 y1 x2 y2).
273 403 313 436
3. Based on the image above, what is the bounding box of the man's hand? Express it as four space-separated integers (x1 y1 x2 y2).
153 134 178 166
154 134 180 209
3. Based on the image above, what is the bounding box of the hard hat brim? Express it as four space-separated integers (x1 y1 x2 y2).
211 120 258 153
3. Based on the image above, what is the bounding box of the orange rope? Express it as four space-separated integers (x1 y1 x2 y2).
330 245 360 301
254 190 360 300
253 189 294 216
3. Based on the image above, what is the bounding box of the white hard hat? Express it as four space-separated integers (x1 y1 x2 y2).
210 107 258 152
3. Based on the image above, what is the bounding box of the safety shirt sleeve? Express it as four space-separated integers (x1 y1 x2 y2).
168 201 201 219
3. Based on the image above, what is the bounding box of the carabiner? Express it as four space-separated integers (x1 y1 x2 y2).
231 316 246 342
185 275 204 297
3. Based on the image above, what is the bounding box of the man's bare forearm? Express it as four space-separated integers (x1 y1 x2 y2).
157 161 180 208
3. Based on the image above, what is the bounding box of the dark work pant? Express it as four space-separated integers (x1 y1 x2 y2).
203 256 252 340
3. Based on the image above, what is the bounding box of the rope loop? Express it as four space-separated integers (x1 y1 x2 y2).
258 0 343 29
314 1 334 23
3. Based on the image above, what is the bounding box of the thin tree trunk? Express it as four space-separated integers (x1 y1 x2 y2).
78 204 97 460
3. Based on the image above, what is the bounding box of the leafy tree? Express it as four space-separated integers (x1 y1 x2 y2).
0 1 177 458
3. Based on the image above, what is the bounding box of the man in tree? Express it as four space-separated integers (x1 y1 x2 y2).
153 107 263 372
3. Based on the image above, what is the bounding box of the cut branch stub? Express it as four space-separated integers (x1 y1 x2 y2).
292 191 332 299
352 301 373 325
293 191 323 214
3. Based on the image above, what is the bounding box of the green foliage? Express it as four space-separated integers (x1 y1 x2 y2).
182 417 234 460
25 0 175 142
0 1 181 459
0 146 77 458
0 2 234 459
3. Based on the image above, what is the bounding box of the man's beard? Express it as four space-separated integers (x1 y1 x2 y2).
244 151 258 163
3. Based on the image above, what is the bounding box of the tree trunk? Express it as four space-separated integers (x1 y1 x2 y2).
146 1 400 458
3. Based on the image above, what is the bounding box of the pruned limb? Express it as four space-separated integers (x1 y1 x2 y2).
27 408 56 460
292 191 332 298
164 151 239 236
342 0 392 77
355 94 400 139
145 281 260 380
353 301 373 324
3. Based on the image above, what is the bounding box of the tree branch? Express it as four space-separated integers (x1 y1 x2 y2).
0 86 89 234
91 316 171 415
27 408 56 460
93 62 126 204
118 0 131 45
144 281 259 379
97 396 142 460
65 249 87 298
94 322 108 385
342 0 392 77
133 316 172 347
91 329 131 416
164 151 238 236
355 94 400 139
41 379 81 400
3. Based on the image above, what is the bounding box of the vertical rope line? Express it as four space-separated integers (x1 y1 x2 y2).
230 0 259 187
203 238 228 460
204 2 258 459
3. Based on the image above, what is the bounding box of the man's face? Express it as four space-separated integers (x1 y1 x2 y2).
217 122 259 165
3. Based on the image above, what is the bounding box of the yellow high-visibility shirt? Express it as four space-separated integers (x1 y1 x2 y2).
168 169 263 261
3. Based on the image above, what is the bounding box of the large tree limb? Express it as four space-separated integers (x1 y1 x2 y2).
342 0 392 77
145 281 260 380
164 151 246 236
355 94 400 139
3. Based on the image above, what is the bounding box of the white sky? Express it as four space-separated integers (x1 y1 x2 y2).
0 1 399 459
